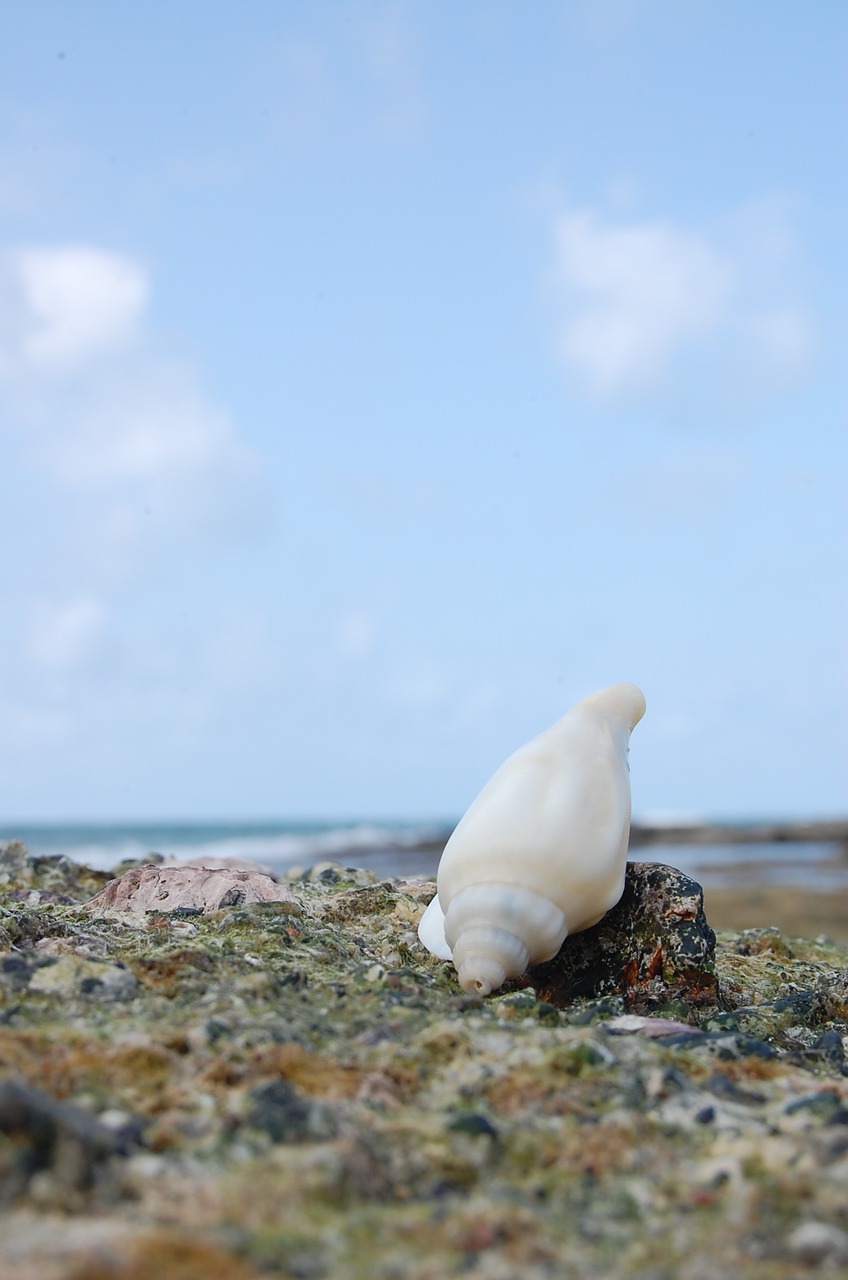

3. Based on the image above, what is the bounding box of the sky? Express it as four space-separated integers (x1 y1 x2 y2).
0 1 845 823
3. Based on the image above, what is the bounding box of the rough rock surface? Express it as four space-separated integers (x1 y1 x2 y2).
83 863 297 915
523 860 718 1010
1 840 847 1280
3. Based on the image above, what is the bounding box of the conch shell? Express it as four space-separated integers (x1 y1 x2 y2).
418 682 646 995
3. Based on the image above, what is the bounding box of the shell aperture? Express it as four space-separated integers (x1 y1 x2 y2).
418 682 646 995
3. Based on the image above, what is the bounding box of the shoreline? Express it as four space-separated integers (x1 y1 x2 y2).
629 817 848 849
704 883 848 944
5 821 848 936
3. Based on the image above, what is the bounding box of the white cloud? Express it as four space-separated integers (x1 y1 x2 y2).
550 205 814 403
1 245 147 376
0 239 266 702
0 241 262 530
554 212 730 395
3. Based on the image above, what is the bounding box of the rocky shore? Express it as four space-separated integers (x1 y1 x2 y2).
1 840 847 1279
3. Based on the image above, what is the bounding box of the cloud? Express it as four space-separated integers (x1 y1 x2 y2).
550 205 814 404
553 212 730 395
0 240 266 701
0 241 261 526
0 245 147 376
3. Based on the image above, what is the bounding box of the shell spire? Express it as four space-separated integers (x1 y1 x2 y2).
418 682 646 995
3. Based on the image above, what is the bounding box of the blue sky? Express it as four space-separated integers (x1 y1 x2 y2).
0 1 845 822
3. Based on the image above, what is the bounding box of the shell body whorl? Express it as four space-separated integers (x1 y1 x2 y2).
444 884 567 995
418 682 646 995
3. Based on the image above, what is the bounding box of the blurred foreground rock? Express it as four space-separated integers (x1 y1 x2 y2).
0 1080 137 1204
524 861 718 1011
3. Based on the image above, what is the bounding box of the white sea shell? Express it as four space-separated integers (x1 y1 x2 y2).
418 682 646 995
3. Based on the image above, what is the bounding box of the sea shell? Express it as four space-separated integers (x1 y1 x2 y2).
417 682 646 995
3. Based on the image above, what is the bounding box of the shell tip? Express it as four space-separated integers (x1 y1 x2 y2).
456 954 508 997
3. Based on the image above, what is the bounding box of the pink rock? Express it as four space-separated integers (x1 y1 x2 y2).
83 863 297 915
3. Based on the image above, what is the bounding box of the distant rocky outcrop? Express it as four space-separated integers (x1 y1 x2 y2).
83 863 297 915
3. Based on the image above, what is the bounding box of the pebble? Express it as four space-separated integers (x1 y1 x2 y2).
786 1220 848 1266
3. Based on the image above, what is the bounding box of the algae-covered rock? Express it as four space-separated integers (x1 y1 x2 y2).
523 861 718 1011
27 954 138 1001
0 839 109 904
0 1079 138 1203
0 842 847 1280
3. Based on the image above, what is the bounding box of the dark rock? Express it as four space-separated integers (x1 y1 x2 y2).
706 1073 767 1105
245 1079 338 1144
784 1091 844 1120
447 1113 499 1139
521 862 718 1013
0 1078 137 1201
811 1028 846 1064
716 1034 777 1060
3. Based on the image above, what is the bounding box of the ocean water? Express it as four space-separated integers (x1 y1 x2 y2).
0 819 453 881
2 819 846 889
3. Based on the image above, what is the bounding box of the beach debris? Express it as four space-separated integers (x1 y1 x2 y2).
417 682 646 995
0 1079 138 1201
82 863 298 916
523 860 718 1011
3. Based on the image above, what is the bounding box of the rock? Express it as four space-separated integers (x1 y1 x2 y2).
0 841 110 903
245 1079 338 1144
786 1220 848 1266
0 1079 137 1200
82 864 298 916
811 1028 846 1064
0 840 32 883
4 840 848 1278
522 862 718 1011
28 955 138 1001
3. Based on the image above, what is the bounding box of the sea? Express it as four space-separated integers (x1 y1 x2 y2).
2 818 847 890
